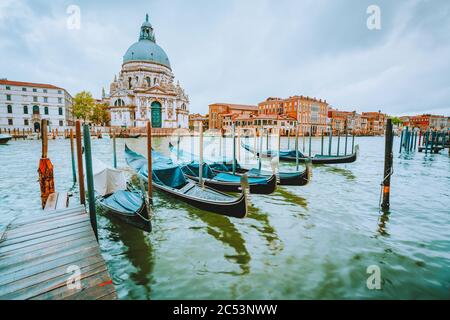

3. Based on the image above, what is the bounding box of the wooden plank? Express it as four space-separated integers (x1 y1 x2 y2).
2 219 90 246
44 193 57 211
0 205 116 300
0 223 92 255
97 291 119 300
0 236 97 270
55 192 69 209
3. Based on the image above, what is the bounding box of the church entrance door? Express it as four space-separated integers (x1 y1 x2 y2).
151 101 162 128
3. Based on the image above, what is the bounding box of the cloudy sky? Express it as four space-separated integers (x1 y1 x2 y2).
0 0 449 116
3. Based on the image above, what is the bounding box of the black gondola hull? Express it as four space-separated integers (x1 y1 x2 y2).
183 174 277 195
96 198 151 232
150 180 247 218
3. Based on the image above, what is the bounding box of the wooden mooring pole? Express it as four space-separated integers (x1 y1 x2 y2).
146 121 153 202
69 128 77 184
83 124 98 241
199 122 204 188
75 121 86 205
113 129 117 169
381 119 393 210
38 119 55 209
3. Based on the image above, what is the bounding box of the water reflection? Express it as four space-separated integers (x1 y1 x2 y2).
187 210 251 276
102 212 154 299
377 209 391 237
246 205 283 254
319 165 356 180
273 187 308 210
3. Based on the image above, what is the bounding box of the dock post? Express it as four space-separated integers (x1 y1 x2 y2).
69 129 77 184
413 129 418 151
177 128 180 161
295 124 299 171
344 123 348 155
337 128 341 156
302 125 306 153
287 128 291 149
38 119 55 209
199 122 204 188
146 121 153 202
258 127 263 171
424 130 429 154
430 130 435 154
328 125 333 156
266 128 269 152
321 128 324 156
113 129 117 168
351 130 355 154
381 119 394 210
308 125 312 158
237 127 241 161
232 123 236 175
75 121 86 205
82 124 98 241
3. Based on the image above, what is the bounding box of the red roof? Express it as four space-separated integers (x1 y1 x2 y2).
0 79 63 90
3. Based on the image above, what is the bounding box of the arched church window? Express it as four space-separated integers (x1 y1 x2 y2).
154 78 158 85
114 99 125 107
146 77 151 86
128 77 132 89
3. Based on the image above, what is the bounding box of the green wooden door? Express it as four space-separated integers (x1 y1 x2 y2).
151 101 162 128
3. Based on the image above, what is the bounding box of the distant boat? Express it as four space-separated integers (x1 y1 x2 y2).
241 143 358 165
125 145 248 218
0 134 12 145
93 158 151 232
117 132 141 139
169 142 311 186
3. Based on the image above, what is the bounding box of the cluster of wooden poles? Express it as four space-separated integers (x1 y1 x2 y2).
399 127 450 154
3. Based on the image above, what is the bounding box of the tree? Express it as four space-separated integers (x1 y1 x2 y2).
72 91 95 122
90 102 110 126
390 116 403 126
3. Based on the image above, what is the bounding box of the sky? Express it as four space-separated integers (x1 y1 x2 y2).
0 0 449 116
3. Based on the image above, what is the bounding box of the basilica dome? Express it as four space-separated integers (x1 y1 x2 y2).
123 15 171 69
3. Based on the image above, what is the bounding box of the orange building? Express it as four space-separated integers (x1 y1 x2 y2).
208 103 258 130
361 111 387 135
408 114 449 131
258 95 328 135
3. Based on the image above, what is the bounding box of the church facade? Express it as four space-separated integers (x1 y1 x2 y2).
103 14 189 129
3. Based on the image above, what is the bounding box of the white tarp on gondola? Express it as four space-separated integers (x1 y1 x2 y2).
92 158 127 196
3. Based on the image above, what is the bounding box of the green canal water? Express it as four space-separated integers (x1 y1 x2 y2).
0 136 449 299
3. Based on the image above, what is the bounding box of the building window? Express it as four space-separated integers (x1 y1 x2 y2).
7 105 13 113
6 86 10 90
33 96 38 102
59 120 64 126
58 107 63 115
8 119 13 125
22 87 27 92
24 119 29 126
43 89 47 93
58 90 62 94
23 105 28 114
58 97 62 103
6 94 11 101
33 105 40 115
33 88 37 92
44 106 49 115
114 99 125 107
44 97 48 103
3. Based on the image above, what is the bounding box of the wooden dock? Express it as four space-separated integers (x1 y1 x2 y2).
0 205 117 300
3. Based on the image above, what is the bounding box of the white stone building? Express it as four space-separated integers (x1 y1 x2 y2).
103 14 189 129
0 79 73 132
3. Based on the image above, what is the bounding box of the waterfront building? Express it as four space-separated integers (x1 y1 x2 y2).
408 114 449 131
258 95 328 135
103 14 189 129
189 113 209 131
327 109 366 135
208 103 258 130
361 111 387 135
0 79 73 132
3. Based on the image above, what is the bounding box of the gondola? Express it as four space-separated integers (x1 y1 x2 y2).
125 145 248 218
169 142 310 186
180 161 277 194
0 134 12 145
117 133 141 139
93 158 151 232
241 143 358 165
